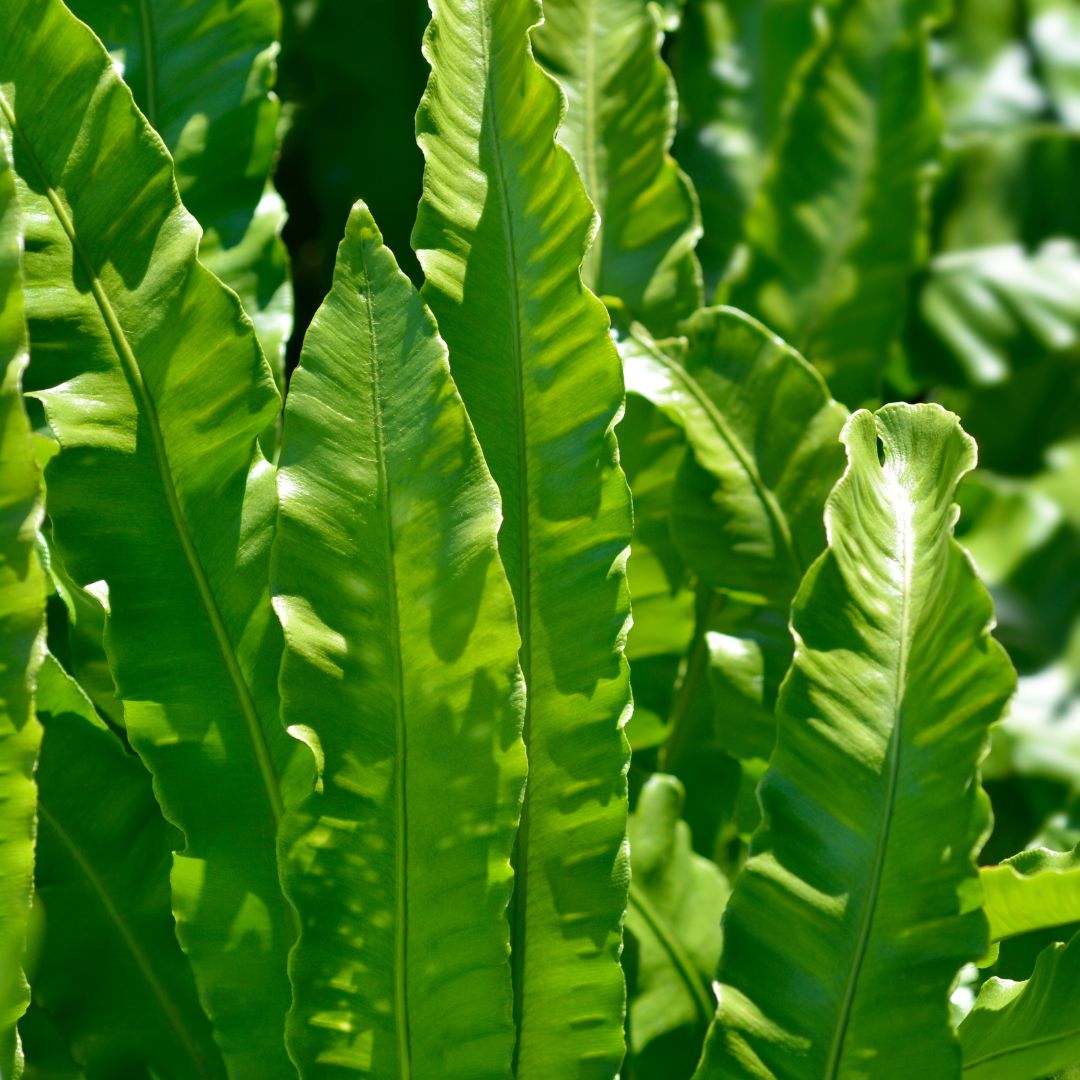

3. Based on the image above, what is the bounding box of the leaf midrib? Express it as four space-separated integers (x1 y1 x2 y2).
355 238 412 1078
474 5 535 1064
823 453 914 1077
37 804 214 1078
963 1023 1080 1071
0 92 288 846
640 333 802 577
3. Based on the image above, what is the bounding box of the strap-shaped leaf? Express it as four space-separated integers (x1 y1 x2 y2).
0 130 45 1080
672 0 819 292
32 655 224 1080
67 0 292 384
273 202 527 1076
727 0 945 406
959 931 1080 1080
621 308 846 761
0 3 310 1072
626 775 728 1056
981 845 1080 941
413 2 633 1073
533 0 702 335
696 404 1016 1079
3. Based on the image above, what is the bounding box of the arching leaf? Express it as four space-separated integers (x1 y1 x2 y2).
727 0 946 406
66 0 292 385
533 0 702 335
32 655 224 1080
0 129 45 1080
413 1 634 1073
696 405 1016 1078
273 202 527 1076
981 844 1080 941
0 3 311 1072
960 931 1080 1080
626 775 728 1057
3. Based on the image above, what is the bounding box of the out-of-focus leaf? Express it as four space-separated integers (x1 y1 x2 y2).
670 0 819 292
626 775 728 1061
696 405 1016 1078
727 0 946 406
273 202 527 1075
534 0 702 335
1030 0 1080 130
0 129 45 1080
67 0 293 387
914 241 1080 387
0 4 313 1071
934 0 1044 136
413 1 633 1073
981 844 1080 941
32 656 223 1080
959 931 1080 1079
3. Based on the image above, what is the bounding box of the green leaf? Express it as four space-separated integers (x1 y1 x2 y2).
727 0 945 406
626 775 728 1056
620 308 846 761
915 241 1080 387
0 129 45 1080
695 404 1016 1078
413 1 633 1073
533 0 702 335
32 655 224 1080
273 201 527 1075
66 0 293 385
0 3 311 1072
959 931 1080 1080
981 845 1080 941
671 0 820 293
1030 0 1080 130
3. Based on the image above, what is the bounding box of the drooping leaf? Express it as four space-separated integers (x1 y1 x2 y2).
0 129 45 1080
0 3 312 1071
620 308 846 762
696 404 1016 1078
726 0 946 406
959 930 1080 1080
413 1 633 1072
626 775 728 1060
914 241 1080 387
671 0 820 293
533 0 702 335
66 0 293 385
272 201 527 1076
32 655 224 1080
981 844 1080 941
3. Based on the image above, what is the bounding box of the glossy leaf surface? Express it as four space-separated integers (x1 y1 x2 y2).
960 931 1080 1080
413 1 633 1073
274 201 527 1076
981 844 1080 941
0 3 309 1072
32 655 224 1080
696 405 1016 1078
533 0 702 335
0 130 44 1080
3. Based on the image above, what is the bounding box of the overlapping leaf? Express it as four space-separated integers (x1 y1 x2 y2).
533 0 702 335
960 931 1080 1079
32 656 223 1080
0 2 311 1071
981 844 1080 941
0 129 44 1080
68 0 292 385
273 202 527 1076
696 405 1015 1078
727 0 946 406
413 1 633 1072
